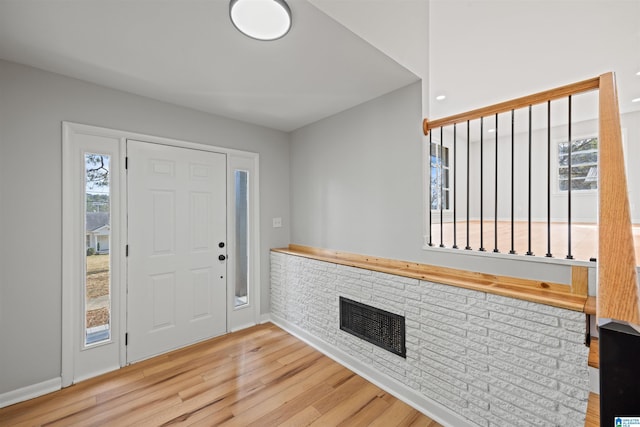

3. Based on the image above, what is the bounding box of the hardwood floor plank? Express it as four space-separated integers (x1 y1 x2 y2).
369 399 426 427
407 412 441 427
132 376 266 426
309 381 382 426
0 370 144 423
274 340 320 364
134 339 322 426
336 392 392 427
311 374 369 414
147 382 262 426
0 323 441 427
198 339 306 384
243 382 335 427
7 397 96 427
588 337 599 369
179 406 235 427
584 392 600 427
226 354 334 420
277 406 322 427
324 367 357 388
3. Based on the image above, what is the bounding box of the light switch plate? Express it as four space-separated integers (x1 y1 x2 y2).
273 217 282 228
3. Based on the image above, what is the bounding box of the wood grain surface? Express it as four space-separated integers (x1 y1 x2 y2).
0 324 441 427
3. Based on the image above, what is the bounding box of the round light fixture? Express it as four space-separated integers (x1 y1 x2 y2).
435 95 446 101
230 0 292 41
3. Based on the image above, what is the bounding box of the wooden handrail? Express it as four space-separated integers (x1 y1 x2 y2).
597 72 640 325
423 76 600 134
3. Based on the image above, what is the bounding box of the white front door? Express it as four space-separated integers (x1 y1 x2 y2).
126 140 227 363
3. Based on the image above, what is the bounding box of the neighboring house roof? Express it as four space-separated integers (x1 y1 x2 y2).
86 212 110 232
92 225 111 235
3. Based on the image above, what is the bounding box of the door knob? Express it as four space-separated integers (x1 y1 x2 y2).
218 254 226 261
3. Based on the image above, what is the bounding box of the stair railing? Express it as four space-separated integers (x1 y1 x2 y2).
424 72 639 424
423 76 601 259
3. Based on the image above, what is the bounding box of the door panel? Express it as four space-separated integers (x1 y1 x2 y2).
127 140 227 363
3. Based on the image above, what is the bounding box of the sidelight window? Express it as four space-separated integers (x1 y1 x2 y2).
234 170 249 308
84 153 111 345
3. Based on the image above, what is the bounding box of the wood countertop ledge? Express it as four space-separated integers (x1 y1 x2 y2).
272 244 590 313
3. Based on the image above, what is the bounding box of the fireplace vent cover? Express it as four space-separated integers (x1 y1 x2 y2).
339 297 406 358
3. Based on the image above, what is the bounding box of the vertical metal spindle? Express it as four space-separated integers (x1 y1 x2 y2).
479 117 485 252
546 100 553 257
493 113 499 253
453 123 458 249
509 109 516 254
465 120 471 250
440 127 444 247
428 131 433 247
567 95 573 259
526 105 534 256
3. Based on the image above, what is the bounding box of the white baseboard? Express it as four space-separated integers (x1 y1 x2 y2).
0 377 61 409
270 314 475 427
230 322 259 333
259 313 271 324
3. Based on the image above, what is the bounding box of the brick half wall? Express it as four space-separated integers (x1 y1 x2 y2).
270 252 590 427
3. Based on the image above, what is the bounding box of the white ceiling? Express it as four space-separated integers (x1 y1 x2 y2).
428 0 640 122
0 0 419 132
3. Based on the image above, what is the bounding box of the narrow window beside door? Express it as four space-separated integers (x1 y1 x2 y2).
84 153 111 345
234 170 249 308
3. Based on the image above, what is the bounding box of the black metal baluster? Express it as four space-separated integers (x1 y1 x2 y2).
567 96 573 259
493 113 499 253
453 123 458 249
440 127 444 247
546 100 553 258
526 105 534 256
466 120 471 250
428 131 433 247
510 109 516 254
479 117 485 252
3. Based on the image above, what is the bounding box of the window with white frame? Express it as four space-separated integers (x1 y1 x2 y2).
430 142 450 210
558 137 598 191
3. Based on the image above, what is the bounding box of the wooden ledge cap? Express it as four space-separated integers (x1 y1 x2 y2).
272 244 588 312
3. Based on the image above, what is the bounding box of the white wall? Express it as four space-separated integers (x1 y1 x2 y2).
290 82 425 262
0 59 291 395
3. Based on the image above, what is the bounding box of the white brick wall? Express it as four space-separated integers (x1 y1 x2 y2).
270 252 590 427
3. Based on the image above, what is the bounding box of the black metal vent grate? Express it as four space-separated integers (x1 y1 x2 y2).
339 297 406 358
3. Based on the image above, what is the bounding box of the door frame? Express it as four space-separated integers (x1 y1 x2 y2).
62 122 261 386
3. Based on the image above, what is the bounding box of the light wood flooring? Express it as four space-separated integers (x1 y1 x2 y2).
431 220 640 264
0 323 441 427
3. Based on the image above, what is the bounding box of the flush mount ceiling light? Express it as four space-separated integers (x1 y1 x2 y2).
230 0 292 41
